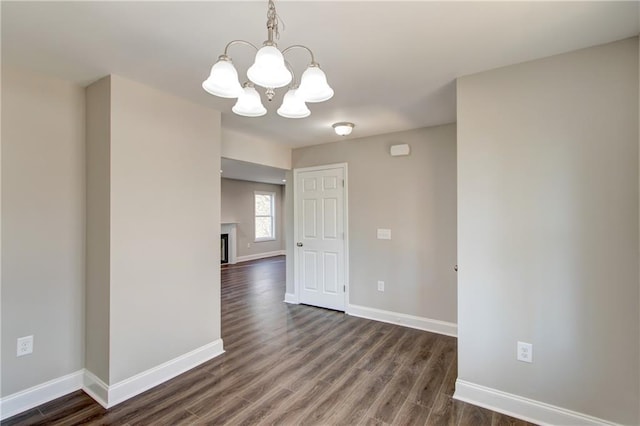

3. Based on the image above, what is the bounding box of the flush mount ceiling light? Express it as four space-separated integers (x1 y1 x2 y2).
202 0 333 118
332 122 354 136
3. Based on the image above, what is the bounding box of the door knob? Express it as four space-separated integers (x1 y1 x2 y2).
297 242 303 247
454 265 458 272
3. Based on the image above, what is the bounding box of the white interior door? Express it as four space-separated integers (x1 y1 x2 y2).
294 164 347 311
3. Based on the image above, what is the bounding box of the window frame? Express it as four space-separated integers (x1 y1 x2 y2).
254 190 276 242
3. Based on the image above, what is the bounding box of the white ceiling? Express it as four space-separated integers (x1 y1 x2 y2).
2 1 638 149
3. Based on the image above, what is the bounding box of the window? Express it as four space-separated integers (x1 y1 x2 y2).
254 191 276 241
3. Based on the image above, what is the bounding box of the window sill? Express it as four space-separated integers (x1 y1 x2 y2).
255 238 276 243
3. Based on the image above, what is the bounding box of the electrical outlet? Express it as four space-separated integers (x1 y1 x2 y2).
377 280 384 292
377 229 391 240
247 243 251 248
517 341 533 363
17 335 33 357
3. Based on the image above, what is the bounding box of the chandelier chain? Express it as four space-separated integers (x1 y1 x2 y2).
266 0 285 41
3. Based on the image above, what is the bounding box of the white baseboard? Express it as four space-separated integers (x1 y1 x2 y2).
453 379 619 426
346 303 457 337
105 339 224 408
1 339 224 420
0 370 84 420
236 250 285 263
82 369 109 409
284 292 298 304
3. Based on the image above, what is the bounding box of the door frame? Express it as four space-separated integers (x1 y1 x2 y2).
292 163 349 310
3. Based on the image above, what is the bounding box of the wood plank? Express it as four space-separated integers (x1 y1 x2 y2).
359 417 388 426
297 366 370 425
195 395 253 424
224 386 293 425
426 392 464 426
366 339 447 424
492 411 537 426
0 407 45 426
411 337 456 408
458 402 494 426
258 380 333 425
395 400 433 426
326 360 402 425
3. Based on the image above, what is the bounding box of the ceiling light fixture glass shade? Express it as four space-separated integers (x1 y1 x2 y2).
297 64 334 103
232 84 267 117
201 0 333 118
277 88 310 119
333 122 354 136
247 45 292 89
202 57 243 98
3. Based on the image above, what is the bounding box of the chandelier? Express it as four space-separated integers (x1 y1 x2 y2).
202 0 333 118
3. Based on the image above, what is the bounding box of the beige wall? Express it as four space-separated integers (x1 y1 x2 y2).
457 37 639 424
85 76 111 383
222 128 291 170
107 75 221 383
221 178 284 258
3 69 222 404
292 124 457 323
1 67 85 396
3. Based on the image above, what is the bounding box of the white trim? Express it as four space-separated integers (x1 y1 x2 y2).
346 303 457 337
82 369 109 409
254 190 276 242
236 250 285 263
284 292 299 304
293 163 349 312
0 339 224 420
293 166 300 309
1 340 225 420
0 370 84 420
453 379 619 426
105 339 224 408
343 165 350 309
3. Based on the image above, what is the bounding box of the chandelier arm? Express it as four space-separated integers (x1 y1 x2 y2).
281 45 317 65
222 39 259 56
284 60 298 88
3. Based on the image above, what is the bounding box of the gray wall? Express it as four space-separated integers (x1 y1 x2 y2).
221 178 284 258
457 37 639 424
292 124 457 323
1 67 85 396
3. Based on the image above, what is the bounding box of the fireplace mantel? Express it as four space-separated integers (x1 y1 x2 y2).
220 223 237 264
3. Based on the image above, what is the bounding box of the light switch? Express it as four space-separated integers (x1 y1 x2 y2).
377 229 391 240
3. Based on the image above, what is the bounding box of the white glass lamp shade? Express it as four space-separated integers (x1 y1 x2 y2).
277 89 310 119
232 85 267 117
202 58 243 98
247 45 292 89
297 65 334 103
333 122 354 136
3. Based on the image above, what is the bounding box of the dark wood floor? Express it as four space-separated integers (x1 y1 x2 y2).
3 256 534 426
